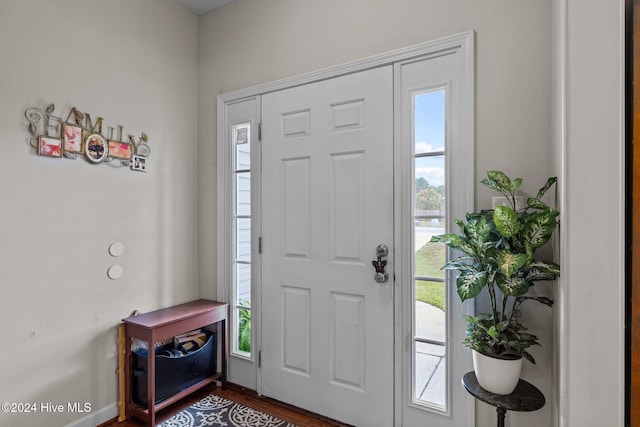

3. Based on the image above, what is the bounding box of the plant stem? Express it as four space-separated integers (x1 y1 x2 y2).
487 272 499 326
501 294 509 323
509 298 520 323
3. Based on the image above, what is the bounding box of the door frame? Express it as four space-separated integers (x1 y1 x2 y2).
217 96 262 390
217 31 475 425
393 39 475 425
629 1 639 424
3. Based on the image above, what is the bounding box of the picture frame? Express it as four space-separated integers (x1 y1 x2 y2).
39 136 62 158
131 155 147 172
84 133 108 163
62 123 83 154
235 126 248 145
108 140 132 160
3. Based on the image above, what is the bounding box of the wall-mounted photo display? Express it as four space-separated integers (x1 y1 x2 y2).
108 141 132 159
39 136 62 158
25 103 150 172
131 155 146 172
85 133 108 163
62 124 83 154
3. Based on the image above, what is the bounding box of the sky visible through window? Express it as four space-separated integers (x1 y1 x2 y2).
415 91 445 187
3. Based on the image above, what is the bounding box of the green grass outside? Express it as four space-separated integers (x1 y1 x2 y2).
415 242 446 311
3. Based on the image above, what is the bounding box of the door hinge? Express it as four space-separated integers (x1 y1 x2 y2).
258 350 262 367
258 122 262 141
258 236 262 253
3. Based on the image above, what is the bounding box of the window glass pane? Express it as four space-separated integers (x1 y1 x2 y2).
413 88 447 410
236 172 251 216
236 263 251 305
236 218 251 262
415 338 446 407
236 307 251 353
414 278 446 406
414 278 445 339
234 124 251 170
414 91 445 154
414 241 445 279
231 119 252 358
414 156 445 218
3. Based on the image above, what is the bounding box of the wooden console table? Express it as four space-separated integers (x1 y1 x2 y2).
122 299 228 426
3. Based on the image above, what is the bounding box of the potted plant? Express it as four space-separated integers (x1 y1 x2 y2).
431 170 560 394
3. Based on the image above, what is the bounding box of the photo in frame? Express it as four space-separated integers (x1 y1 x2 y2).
39 136 62 157
62 123 83 154
85 133 107 163
108 141 132 159
235 126 248 145
131 155 147 172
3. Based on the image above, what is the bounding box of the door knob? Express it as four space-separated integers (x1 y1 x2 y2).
372 244 389 283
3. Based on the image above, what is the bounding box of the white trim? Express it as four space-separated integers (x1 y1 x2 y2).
615 1 627 425
253 100 263 395
556 1 626 426
217 97 261 390
555 1 568 426
617 2 627 425
217 95 231 304
218 31 475 103
63 403 117 427
393 62 403 427
615 6 626 427
393 32 475 427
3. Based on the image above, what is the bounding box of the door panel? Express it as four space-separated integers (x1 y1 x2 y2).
261 66 394 426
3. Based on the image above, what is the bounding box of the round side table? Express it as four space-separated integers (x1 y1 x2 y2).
462 371 545 427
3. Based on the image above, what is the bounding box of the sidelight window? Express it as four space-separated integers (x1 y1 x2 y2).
232 122 252 357
412 89 447 409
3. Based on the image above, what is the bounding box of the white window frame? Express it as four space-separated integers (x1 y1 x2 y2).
217 96 261 390
410 86 448 411
393 32 475 426
231 121 252 359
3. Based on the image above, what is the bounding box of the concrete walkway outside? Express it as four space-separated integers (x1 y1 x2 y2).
415 300 446 406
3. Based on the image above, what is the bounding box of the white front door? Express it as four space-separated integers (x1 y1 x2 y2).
261 66 394 426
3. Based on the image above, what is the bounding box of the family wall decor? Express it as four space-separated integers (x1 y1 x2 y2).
25 103 150 172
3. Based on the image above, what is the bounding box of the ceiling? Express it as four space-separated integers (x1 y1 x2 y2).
175 0 235 15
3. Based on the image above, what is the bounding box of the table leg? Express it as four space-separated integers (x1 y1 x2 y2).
222 317 227 388
496 407 506 427
148 339 156 427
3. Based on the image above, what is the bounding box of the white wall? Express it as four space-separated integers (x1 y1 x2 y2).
198 1 554 426
0 1 199 426
555 0 626 426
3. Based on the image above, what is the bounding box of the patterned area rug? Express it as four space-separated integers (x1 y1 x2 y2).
159 394 298 427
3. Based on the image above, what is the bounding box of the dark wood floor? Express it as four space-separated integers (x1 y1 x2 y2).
101 383 352 427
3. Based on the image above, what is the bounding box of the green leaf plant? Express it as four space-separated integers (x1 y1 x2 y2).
238 301 252 353
431 171 559 364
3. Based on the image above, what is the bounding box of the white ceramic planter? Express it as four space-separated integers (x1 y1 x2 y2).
472 350 523 395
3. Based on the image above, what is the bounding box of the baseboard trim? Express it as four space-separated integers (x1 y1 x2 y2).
65 402 117 427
